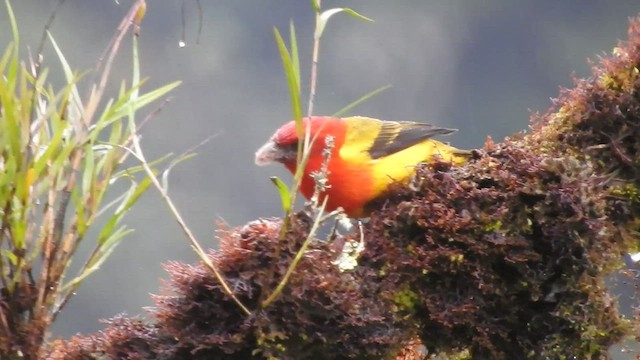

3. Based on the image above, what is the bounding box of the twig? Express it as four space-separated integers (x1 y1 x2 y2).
26 0 67 164
118 96 174 164
33 0 67 72
305 35 320 128
196 0 203 44
262 135 335 308
83 0 147 128
127 128 251 315
174 131 222 161
261 196 329 308
34 172 58 318
303 0 322 154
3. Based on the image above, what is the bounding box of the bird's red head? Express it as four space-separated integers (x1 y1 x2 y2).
255 116 344 171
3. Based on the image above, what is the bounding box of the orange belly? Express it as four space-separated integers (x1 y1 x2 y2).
293 157 375 218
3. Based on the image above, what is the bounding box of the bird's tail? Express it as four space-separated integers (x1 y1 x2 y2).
450 148 473 165
452 148 473 157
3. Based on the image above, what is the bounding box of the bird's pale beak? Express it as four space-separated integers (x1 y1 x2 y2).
255 140 279 166
256 138 298 166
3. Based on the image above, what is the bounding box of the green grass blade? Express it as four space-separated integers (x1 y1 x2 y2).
310 0 320 13
332 84 392 118
315 8 373 40
120 176 152 214
289 21 300 94
82 143 96 195
4 0 19 43
4 0 19 89
273 27 302 123
61 226 133 292
48 32 84 112
270 176 292 213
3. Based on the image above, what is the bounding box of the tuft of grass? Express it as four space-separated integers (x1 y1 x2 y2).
0 0 178 357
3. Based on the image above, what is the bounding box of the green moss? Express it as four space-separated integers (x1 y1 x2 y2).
610 183 640 203
392 286 420 314
449 253 464 264
483 220 503 232
436 348 472 360
597 62 639 92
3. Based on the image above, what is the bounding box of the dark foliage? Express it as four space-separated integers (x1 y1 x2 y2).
363 147 632 359
46 218 403 360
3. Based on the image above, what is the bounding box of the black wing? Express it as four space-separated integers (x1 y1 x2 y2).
368 121 457 159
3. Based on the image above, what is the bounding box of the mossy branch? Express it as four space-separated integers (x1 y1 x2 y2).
47 12 640 360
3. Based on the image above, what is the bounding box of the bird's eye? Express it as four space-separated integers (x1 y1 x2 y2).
273 141 299 162
280 142 298 152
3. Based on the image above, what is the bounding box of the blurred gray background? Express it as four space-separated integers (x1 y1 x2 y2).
1 0 639 355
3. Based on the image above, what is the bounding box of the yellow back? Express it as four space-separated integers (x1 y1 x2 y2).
339 116 468 196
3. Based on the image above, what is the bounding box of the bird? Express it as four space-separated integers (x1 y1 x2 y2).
255 116 471 217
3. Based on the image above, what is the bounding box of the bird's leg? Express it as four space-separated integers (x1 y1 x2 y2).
331 219 365 272
325 209 350 241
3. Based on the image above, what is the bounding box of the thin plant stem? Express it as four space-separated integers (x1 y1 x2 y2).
127 130 252 316
261 196 328 308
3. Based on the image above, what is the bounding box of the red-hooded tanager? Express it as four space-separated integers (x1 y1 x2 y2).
255 116 470 217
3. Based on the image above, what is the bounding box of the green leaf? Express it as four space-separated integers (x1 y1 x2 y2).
132 36 141 95
61 226 132 292
289 21 300 94
95 175 150 245
332 84 392 118
315 8 373 40
108 105 124 144
270 176 292 213
0 42 15 75
119 176 152 214
48 32 84 115
1 73 20 158
32 82 80 178
110 152 172 179
50 137 77 180
2 249 18 266
4 0 19 90
310 0 320 13
4 0 19 44
94 186 129 219
130 81 181 111
82 142 96 196
10 198 27 248
162 152 197 191
75 190 88 237
97 213 120 246
108 80 180 121
273 27 302 124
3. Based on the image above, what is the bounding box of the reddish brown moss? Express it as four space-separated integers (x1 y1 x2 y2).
47 316 166 360
528 16 640 187
359 15 640 360
47 217 403 359
362 146 632 359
